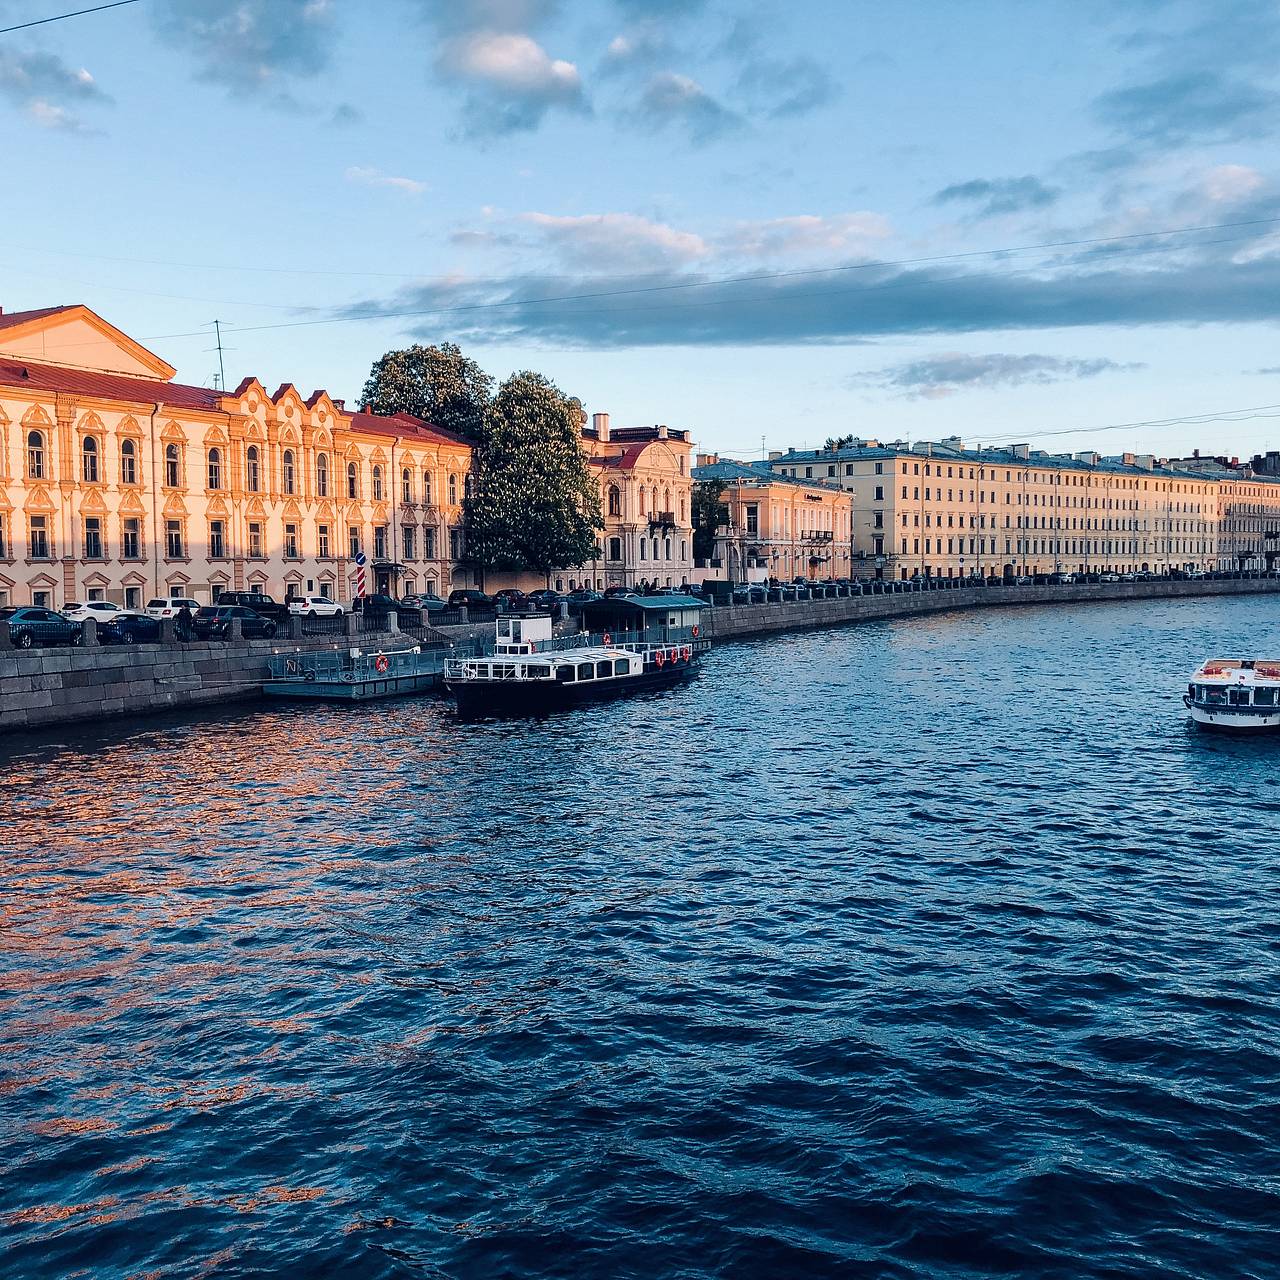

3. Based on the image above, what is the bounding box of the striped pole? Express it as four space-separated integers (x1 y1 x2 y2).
355 551 367 597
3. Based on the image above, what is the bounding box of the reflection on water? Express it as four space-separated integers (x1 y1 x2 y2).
3 595 1280 1278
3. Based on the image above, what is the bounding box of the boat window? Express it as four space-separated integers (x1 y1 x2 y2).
1204 686 1226 705
1228 687 1250 706
474 664 490 678
1254 686 1276 706
499 664 517 680
557 666 575 683
577 662 594 680
595 660 613 679
525 665 550 679
614 659 629 676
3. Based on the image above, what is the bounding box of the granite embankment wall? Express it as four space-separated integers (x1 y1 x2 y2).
2 580 1277 734
701 576 1280 639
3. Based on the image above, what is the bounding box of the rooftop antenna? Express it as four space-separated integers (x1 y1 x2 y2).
206 319 229 390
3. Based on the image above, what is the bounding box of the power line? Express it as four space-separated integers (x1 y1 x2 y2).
0 0 140 36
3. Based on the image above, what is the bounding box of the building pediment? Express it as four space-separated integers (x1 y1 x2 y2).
0 305 175 379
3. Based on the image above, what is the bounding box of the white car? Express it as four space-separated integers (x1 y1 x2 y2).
145 596 202 619
288 595 344 617
62 600 123 623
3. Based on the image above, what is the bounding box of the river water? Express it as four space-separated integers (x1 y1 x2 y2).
3 595 1280 1279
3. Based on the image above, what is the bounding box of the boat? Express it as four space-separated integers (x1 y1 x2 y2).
444 597 709 717
264 644 447 700
1184 659 1280 733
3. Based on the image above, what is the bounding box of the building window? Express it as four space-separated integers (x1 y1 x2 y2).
425 527 436 559
208 447 222 490
402 525 416 560
608 536 622 561
374 525 388 559
664 537 672 559
210 520 226 559
82 437 100 483
745 504 759 536
165 519 184 558
449 528 465 560
27 430 45 479
347 462 359 499
246 445 260 492
464 473 475 499
124 586 140 609
83 517 104 559
318 524 331 558
283 449 296 495
248 522 264 558
423 470 433 505
372 466 384 501
123 518 141 560
316 453 329 496
120 439 137 485
348 525 361 558
874 486 884 501
29 515 50 559
284 522 299 559
164 443 181 488
448 474 457 505
402 469 413 504
607 485 621 516
0 514 6 559
639 540 646 561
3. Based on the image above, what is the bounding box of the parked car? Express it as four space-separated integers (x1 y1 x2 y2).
524 589 563 612
146 595 202 620
401 593 447 614
62 600 123 624
288 595 344 617
492 588 528 612
447 589 494 609
214 591 291 622
99 613 163 645
0 606 82 649
192 605 277 640
564 589 603 609
353 593 422 623
603 586 640 599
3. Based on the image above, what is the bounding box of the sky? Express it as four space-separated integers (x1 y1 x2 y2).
2 0 1279 460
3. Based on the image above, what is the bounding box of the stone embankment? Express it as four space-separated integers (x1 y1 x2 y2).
1 578 1277 734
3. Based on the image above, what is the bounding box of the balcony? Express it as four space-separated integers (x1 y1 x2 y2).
802 530 834 543
648 510 677 529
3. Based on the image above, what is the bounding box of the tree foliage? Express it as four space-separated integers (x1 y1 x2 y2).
360 342 493 439
464 371 604 578
691 479 728 561
825 433 857 450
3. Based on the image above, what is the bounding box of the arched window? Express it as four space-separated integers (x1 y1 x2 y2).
638 486 648 515
82 436 99 483
283 449 296 495
316 453 329 497
207 447 222 490
423 470 432 504
402 468 413 504
246 445 260 492
372 465 383 501
663 488 670 514
679 496 686 522
607 485 621 517
120 439 137 485
448 473 457 504
464 473 475 499
26 430 44 479
164 443 180 489
347 462 358 499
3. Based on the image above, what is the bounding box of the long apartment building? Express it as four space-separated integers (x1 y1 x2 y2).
769 437 1280 580
0 305 473 610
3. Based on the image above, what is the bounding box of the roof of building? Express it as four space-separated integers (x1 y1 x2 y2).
0 355 226 412
345 408 469 447
591 443 652 471
582 594 705 612
0 305 77 332
692 457 847 492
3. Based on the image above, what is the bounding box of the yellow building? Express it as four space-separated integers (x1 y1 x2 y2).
691 455 854 581
769 438 1264 579
0 305 473 609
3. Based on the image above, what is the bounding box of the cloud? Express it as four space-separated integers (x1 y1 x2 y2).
330 102 363 127
519 212 708 268
345 166 427 195
1094 70 1278 147
855 352 1144 400
636 70 739 142
721 213 892 259
151 0 335 94
0 49 109 131
334 235 1280 349
933 175 1061 218
1250 366 1280 375
1198 163 1265 205
734 53 835 119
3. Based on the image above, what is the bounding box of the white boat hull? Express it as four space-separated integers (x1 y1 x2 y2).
1185 698 1280 733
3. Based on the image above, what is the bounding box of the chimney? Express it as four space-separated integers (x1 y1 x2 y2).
768 450 782 461
696 452 718 467
1011 443 1030 460
592 411 610 441
657 423 669 439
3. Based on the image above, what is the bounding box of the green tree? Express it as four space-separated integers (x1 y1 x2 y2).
691 479 728 561
464 371 604 581
825 433 857 450
360 342 493 439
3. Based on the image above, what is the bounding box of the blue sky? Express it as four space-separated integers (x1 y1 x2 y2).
2 0 1279 459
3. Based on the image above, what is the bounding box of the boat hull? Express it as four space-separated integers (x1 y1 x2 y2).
448 660 697 718
1185 698 1280 733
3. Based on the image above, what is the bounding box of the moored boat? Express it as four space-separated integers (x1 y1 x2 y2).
1184 659 1280 733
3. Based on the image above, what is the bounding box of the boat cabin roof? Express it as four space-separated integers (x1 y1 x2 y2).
1194 659 1280 682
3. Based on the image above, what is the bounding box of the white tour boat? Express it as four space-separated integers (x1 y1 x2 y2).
1184 659 1280 733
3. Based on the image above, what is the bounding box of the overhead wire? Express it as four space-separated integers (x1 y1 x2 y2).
0 0 140 36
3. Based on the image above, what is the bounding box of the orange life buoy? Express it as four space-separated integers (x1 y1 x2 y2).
375 654 390 673
603 632 612 646
669 648 678 665
681 646 691 662
692 625 699 637
655 649 665 667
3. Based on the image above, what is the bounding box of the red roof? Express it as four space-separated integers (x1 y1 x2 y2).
592 443 651 471
0 305 76 333
346 409 469 447
0 356 225 411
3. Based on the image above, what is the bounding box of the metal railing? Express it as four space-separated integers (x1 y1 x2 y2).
266 645 449 683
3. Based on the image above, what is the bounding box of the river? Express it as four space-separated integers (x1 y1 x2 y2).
3 595 1279 1278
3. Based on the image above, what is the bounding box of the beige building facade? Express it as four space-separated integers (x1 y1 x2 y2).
0 306 473 610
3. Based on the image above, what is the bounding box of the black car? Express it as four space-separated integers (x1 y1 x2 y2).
448 589 494 609
603 586 639 599
0 606 82 649
492 589 528 612
99 613 163 645
564 589 603 609
192 605 277 640
354 593 422 624
524 589 563 612
214 591 291 622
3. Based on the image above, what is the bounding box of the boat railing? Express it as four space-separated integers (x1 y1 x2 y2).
528 624 702 654
267 645 446 682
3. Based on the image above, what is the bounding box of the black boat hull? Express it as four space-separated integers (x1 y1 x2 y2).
448 660 698 718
